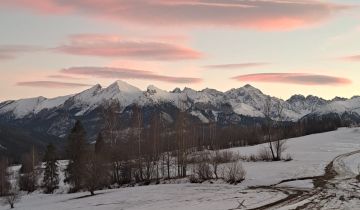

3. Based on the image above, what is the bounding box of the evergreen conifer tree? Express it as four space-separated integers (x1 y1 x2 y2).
64 120 87 192
42 143 59 193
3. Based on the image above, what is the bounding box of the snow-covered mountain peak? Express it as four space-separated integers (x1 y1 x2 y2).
146 85 164 94
183 87 196 92
226 84 264 98
200 88 223 96
107 80 141 94
85 84 102 93
242 84 263 93
145 85 172 101
171 88 182 93
287 94 306 103
71 84 102 102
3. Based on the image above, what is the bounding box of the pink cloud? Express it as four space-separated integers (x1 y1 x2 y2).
232 73 351 86
0 45 44 60
340 55 360 61
205 62 269 69
61 66 202 84
55 34 202 60
47 74 85 80
0 0 350 30
16 81 92 88
0 0 71 14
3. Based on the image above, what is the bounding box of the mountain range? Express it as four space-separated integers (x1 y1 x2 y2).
0 80 359 142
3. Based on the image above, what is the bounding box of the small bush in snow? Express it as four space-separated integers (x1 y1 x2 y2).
223 162 246 184
1 187 21 209
190 161 213 183
219 151 240 163
196 162 213 181
189 174 200 183
283 154 293 162
257 147 273 161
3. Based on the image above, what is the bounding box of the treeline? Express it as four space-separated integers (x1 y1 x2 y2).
0 144 59 208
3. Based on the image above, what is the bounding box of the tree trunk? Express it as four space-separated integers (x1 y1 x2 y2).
214 165 218 179
268 132 276 161
167 153 170 179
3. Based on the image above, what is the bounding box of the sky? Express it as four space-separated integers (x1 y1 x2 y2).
0 0 359 101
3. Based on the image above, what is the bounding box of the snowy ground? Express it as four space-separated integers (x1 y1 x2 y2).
1 127 360 210
235 127 360 187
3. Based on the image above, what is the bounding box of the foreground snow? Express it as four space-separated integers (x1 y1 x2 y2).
235 127 360 187
1 127 360 210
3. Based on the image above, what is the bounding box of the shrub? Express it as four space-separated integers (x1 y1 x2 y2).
247 154 258 162
2 186 21 209
283 154 293 162
223 162 246 184
257 147 273 161
190 161 213 183
196 162 213 181
219 151 240 163
189 174 200 183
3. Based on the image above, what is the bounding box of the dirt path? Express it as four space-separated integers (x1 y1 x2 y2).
248 150 360 210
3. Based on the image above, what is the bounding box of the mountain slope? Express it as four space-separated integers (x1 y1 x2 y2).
0 124 63 160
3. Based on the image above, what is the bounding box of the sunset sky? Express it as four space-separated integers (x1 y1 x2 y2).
0 0 359 101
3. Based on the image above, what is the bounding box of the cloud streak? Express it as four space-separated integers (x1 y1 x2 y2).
16 81 92 88
0 45 44 60
205 62 269 69
0 0 350 30
54 34 202 60
340 55 360 61
47 74 85 80
61 66 202 84
231 73 351 86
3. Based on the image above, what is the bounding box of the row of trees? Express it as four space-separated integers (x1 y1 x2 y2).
0 143 61 208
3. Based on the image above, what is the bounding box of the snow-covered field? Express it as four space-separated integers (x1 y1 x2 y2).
1 127 360 210
237 127 360 187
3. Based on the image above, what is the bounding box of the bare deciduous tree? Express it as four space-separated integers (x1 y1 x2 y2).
273 101 287 160
176 109 188 178
132 105 144 181
2 184 21 209
19 146 40 193
263 96 276 160
83 153 100 196
210 151 223 179
0 158 10 196
263 97 288 161
101 101 123 185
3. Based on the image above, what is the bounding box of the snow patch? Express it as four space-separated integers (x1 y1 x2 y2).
190 111 209 123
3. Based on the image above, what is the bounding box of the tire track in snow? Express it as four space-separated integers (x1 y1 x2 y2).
248 149 360 210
